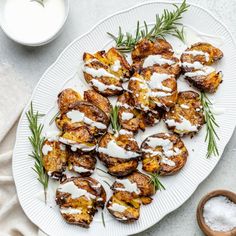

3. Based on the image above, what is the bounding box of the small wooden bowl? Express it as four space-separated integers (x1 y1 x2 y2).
197 190 236 236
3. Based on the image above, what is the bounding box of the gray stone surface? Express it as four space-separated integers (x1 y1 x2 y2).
1 0 236 235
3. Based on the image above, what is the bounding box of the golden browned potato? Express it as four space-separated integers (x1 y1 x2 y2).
82 47 131 96
57 88 82 113
97 130 140 177
141 133 188 175
68 151 97 177
106 193 141 223
181 42 223 69
56 101 109 136
59 126 97 152
117 92 161 132
56 177 106 228
164 91 205 136
181 43 223 93
132 38 173 65
107 171 155 222
42 139 68 180
84 90 112 119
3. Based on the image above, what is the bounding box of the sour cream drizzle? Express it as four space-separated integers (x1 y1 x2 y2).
66 110 107 129
108 203 127 213
60 207 82 215
98 139 139 159
91 79 122 92
143 55 175 68
114 179 140 194
58 181 96 200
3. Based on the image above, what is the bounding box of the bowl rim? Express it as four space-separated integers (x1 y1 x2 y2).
197 189 236 236
0 0 70 47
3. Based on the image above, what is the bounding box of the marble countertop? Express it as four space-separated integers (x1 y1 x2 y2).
1 0 236 235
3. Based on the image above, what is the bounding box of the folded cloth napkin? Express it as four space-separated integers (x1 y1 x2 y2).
0 63 45 236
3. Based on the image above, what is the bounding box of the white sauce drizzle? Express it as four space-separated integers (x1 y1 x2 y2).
83 66 118 79
165 115 198 132
66 110 107 129
108 203 127 213
60 207 82 215
143 55 175 68
91 79 122 92
58 181 96 200
98 140 139 159
111 60 121 72
181 61 204 70
73 166 93 173
119 129 133 135
149 91 172 97
184 66 215 78
42 144 53 155
116 102 132 109
59 144 66 151
114 179 140 194
180 104 190 109
183 50 209 62
121 112 134 121
148 73 173 92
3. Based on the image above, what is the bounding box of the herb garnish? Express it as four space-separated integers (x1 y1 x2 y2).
110 105 121 132
107 0 189 52
26 103 48 203
31 0 45 7
149 173 166 192
200 92 219 158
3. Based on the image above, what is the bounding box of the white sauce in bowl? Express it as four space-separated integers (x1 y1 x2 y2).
3 0 66 45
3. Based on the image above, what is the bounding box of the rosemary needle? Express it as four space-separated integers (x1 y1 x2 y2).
110 105 121 133
200 92 219 158
26 102 49 203
107 0 189 52
149 173 166 192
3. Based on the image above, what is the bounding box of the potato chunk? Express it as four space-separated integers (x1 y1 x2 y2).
164 91 205 136
141 133 188 175
56 177 106 228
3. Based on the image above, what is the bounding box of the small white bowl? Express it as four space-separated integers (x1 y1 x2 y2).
0 0 69 46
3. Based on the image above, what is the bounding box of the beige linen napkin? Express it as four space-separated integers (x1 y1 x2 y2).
0 63 43 236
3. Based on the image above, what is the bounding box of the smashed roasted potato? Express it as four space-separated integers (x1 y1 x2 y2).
107 171 155 222
181 42 223 93
68 151 97 177
83 47 131 96
58 88 82 113
56 101 109 136
56 177 106 228
42 139 68 180
84 89 112 120
117 92 160 132
97 130 140 177
141 133 188 175
59 126 97 152
164 91 205 136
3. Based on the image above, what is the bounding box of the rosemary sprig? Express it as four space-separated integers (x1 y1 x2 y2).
101 211 106 228
26 103 49 203
200 92 219 158
149 173 165 192
49 111 60 126
107 0 189 52
110 106 121 133
31 0 44 7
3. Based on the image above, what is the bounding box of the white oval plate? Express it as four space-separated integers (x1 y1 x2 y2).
13 1 236 236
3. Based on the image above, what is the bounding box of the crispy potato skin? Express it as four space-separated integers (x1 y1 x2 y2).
56 177 106 228
107 171 155 222
83 47 131 96
97 132 140 177
117 92 161 132
132 38 173 64
164 91 205 136
181 43 223 93
42 140 68 180
181 42 223 68
60 126 97 151
141 133 188 175
84 90 112 119
68 151 97 177
56 101 109 136
185 70 223 93
58 89 82 113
